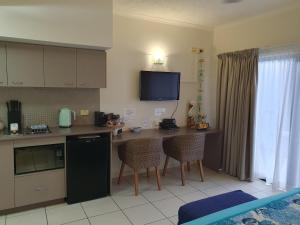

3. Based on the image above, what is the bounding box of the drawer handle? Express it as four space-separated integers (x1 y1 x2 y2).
79 83 87 87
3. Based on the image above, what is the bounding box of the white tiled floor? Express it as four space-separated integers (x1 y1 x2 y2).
1 167 282 225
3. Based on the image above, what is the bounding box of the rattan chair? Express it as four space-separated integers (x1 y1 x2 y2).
117 138 163 195
162 133 205 186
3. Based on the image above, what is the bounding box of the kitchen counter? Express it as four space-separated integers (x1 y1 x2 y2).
0 125 112 142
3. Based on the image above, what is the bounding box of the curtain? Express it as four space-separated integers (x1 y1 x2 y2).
254 50 300 190
216 49 258 180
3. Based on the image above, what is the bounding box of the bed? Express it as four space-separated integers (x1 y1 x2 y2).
183 188 300 225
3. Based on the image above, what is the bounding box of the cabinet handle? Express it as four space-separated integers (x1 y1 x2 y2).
64 82 74 86
0 81 4 85
79 83 87 87
12 81 23 86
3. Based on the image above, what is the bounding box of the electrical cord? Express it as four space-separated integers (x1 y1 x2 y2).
171 100 179 119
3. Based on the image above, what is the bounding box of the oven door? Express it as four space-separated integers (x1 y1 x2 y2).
14 144 65 175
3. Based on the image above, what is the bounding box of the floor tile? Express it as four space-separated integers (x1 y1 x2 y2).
153 197 184 217
238 185 261 195
142 189 174 202
177 191 207 203
112 193 148 209
251 190 283 199
46 203 86 225
6 208 45 218
248 181 273 191
165 184 197 196
168 216 178 225
148 219 174 225
201 186 230 196
123 203 165 225
89 211 131 225
6 209 47 225
188 180 219 191
81 197 119 217
65 219 90 225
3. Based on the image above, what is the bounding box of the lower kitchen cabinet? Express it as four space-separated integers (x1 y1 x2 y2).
0 43 7 86
0 141 14 211
14 169 66 207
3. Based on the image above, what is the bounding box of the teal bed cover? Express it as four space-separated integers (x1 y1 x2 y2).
184 188 300 225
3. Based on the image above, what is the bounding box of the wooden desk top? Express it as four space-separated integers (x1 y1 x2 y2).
112 127 221 145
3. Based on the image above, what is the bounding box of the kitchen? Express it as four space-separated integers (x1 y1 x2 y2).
0 0 114 214
0 43 113 212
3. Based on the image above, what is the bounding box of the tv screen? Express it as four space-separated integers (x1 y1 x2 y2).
140 71 180 101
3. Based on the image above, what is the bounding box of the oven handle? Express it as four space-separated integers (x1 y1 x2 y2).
77 135 101 140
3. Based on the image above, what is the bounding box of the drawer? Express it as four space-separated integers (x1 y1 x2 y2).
14 137 65 148
15 169 65 207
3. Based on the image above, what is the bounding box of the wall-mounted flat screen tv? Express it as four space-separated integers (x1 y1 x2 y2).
140 71 180 101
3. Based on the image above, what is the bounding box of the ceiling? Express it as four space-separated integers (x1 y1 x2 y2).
113 0 300 29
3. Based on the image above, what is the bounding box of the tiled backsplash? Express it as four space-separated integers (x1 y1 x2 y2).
0 87 100 128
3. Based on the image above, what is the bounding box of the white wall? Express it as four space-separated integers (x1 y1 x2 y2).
102 15 214 177
0 0 112 49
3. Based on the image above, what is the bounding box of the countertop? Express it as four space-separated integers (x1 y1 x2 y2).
112 127 221 144
0 125 112 142
0 126 222 143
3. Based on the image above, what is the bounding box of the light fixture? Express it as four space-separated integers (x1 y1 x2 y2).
152 50 165 65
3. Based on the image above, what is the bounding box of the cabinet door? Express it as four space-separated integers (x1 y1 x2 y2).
0 43 7 86
44 46 76 88
0 141 14 210
15 169 65 207
7 43 44 87
76 49 106 88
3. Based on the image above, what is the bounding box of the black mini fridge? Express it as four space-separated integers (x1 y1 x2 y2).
66 133 110 204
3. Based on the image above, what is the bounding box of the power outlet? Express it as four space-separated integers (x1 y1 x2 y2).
154 108 166 116
80 110 89 116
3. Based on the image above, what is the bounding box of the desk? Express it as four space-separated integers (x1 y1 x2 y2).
112 127 223 171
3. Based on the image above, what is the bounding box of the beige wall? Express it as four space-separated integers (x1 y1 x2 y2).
208 5 300 126
214 5 300 54
101 15 214 129
0 0 112 49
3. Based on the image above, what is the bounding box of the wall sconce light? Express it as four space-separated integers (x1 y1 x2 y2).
152 51 165 65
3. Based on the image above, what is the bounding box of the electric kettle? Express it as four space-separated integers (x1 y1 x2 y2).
59 108 76 128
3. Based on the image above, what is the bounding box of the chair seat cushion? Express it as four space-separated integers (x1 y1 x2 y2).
178 190 257 224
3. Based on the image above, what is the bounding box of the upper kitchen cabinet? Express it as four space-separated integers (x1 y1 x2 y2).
44 46 76 88
0 43 7 86
76 49 106 88
7 43 44 87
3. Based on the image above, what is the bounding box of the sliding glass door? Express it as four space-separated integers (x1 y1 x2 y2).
253 50 300 190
